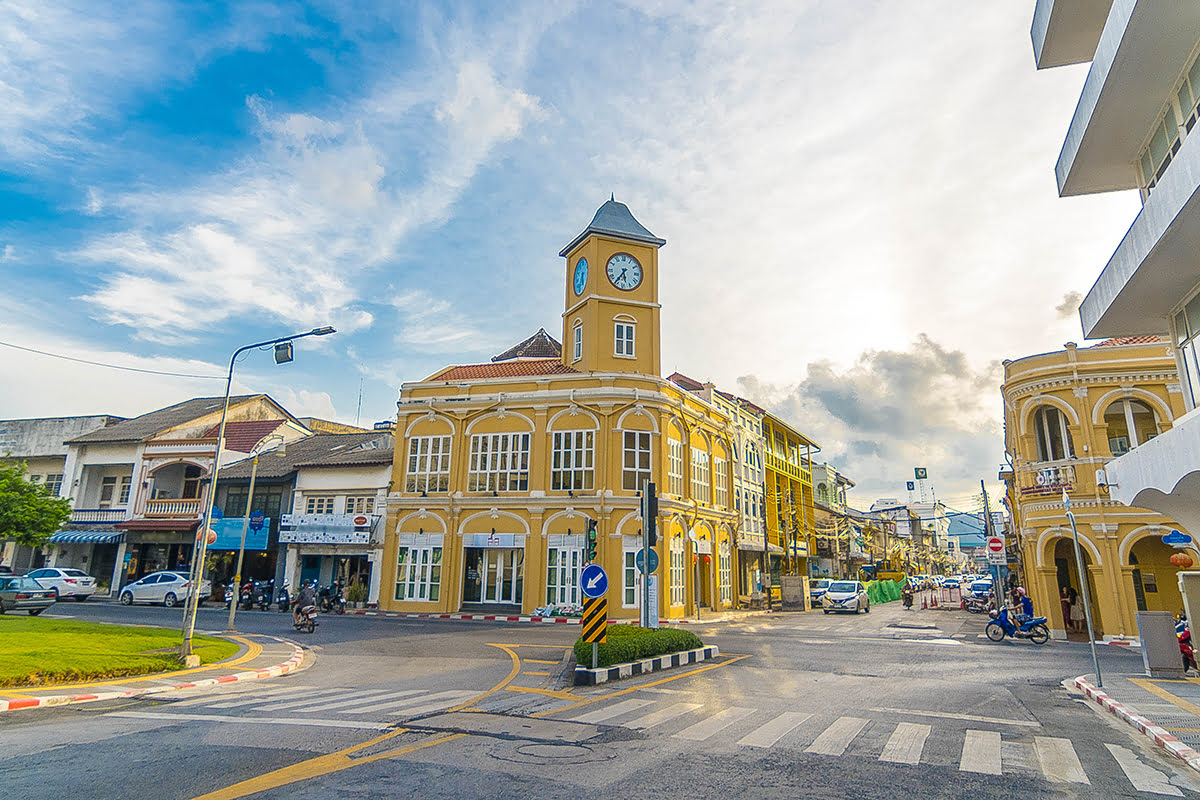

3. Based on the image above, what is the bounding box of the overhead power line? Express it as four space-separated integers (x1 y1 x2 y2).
0 338 224 380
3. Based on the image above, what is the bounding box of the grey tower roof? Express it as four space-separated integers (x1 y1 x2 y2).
559 199 667 257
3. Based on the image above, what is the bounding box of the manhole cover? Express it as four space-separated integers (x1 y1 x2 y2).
491 741 616 766
518 744 592 759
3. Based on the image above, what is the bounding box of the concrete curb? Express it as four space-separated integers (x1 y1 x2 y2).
0 635 308 714
573 645 720 686
1073 675 1200 773
345 609 770 626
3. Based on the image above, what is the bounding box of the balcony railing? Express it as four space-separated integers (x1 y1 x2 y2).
69 508 127 523
142 439 216 456
1019 464 1077 496
143 498 202 517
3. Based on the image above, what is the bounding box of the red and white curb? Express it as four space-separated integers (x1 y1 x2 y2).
1074 675 1200 772
345 609 770 625
0 635 307 714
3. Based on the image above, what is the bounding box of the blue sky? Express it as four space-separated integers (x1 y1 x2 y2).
0 2 1141 505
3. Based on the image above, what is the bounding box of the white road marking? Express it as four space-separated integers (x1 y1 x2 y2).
959 730 1002 775
879 722 931 765
111 710 389 730
1034 736 1089 784
385 691 478 717
870 707 1040 728
285 690 425 713
570 699 655 724
737 712 811 748
1105 743 1183 796
248 688 387 712
900 638 962 646
623 702 702 730
338 689 471 715
805 716 869 756
673 707 756 741
200 686 324 709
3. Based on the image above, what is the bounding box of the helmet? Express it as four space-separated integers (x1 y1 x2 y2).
1016 587 1027 597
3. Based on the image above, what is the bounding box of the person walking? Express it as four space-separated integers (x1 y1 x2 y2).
1069 587 1084 634
1060 587 1072 631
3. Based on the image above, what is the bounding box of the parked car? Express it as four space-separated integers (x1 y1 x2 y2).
809 578 831 605
943 577 961 589
822 580 870 614
969 579 994 599
26 567 97 601
118 572 212 607
0 575 56 615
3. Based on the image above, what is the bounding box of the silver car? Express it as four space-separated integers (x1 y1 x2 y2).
119 571 211 607
822 580 870 614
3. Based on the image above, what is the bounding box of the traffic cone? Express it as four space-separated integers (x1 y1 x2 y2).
931 594 938 608
922 594 928 610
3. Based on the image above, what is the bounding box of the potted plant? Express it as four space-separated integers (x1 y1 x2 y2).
347 582 369 608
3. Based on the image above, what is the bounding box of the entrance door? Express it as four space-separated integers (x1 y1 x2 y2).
463 548 523 605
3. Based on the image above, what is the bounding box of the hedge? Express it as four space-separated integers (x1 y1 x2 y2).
574 624 703 669
865 579 904 605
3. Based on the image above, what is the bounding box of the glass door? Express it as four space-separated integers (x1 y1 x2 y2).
478 549 524 605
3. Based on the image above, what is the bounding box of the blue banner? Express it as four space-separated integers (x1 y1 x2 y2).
209 517 270 550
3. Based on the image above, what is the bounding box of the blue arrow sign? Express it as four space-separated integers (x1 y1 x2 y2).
580 564 608 599
1163 530 1193 546
635 548 659 574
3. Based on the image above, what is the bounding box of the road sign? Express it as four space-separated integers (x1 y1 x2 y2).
248 510 266 532
582 596 607 644
581 564 608 598
635 548 659 574
986 536 1005 553
1163 530 1193 547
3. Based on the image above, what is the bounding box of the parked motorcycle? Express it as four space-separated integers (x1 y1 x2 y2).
963 594 992 614
985 606 1050 644
223 582 234 609
318 581 345 615
256 579 274 611
293 604 318 634
238 580 256 611
276 583 291 613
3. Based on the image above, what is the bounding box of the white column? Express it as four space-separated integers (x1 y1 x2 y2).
368 549 383 605
283 545 299 589
111 541 127 595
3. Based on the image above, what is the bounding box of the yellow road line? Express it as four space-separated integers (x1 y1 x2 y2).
522 671 551 677
532 654 752 718
524 659 560 665
505 686 581 700
5 635 264 693
1129 678 1200 716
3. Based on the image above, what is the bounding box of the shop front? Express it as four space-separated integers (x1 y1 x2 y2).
279 512 382 605
44 529 125 595
114 520 201 584
203 516 273 593
460 533 525 611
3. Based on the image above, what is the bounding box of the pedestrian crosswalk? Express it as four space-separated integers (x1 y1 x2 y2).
164 683 478 721
553 700 1189 794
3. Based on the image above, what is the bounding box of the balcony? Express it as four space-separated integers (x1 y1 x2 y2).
1056 1 1200 197
766 452 811 485
143 498 202 517
1080 114 1200 338
1106 407 1200 533
1032 0 1113 69
1018 464 1077 497
69 508 128 523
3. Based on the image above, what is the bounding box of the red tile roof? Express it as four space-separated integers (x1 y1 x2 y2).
1091 336 1167 347
430 359 579 381
203 419 287 453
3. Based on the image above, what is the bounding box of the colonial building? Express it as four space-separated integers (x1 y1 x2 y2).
762 413 818 592
382 200 739 619
1001 338 1188 639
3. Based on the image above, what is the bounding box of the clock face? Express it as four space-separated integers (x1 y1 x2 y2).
606 253 642 291
573 258 588 295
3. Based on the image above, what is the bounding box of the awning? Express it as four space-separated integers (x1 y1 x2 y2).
737 543 785 555
48 530 126 544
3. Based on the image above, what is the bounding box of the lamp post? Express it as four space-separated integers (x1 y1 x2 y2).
181 326 335 660
1063 489 1102 688
225 433 286 632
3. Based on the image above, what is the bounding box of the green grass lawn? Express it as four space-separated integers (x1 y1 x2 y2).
0 616 240 688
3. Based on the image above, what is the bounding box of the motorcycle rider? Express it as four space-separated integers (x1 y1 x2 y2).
293 581 316 627
901 583 914 610
1015 586 1034 622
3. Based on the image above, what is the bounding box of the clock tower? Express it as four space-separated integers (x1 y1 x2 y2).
560 198 665 375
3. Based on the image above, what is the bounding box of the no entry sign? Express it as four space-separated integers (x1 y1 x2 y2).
987 535 1006 565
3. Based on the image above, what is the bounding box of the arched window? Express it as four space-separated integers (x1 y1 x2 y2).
1104 399 1158 456
670 534 685 606
1033 406 1074 462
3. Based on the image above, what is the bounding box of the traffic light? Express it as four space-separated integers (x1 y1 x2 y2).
586 518 598 562
645 482 658 547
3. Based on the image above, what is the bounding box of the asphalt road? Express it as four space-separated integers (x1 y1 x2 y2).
3 600 1196 799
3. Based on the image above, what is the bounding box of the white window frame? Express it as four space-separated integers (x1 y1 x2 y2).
623 549 638 608
1033 406 1074 462
622 431 652 490
395 546 442 602
406 435 452 493
345 495 376 514
668 439 684 496
305 496 335 514
713 456 727 507
551 430 595 491
119 475 132 505
468 432 530 492
44 473 63 496
614 321 635 358
670 535 685 606
573 322 583 362
718 540 732 605
546 547 583 605
691 449 710 504
1105 398 1158 455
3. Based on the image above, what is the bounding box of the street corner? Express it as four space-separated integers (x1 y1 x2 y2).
0 631 309 714
1073 672 1200 775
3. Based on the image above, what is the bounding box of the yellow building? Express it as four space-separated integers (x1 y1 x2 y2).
762 414 817 592
1001 338 1189 640
380 200 738 619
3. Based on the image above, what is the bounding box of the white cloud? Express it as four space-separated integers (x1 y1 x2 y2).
391 289 493 353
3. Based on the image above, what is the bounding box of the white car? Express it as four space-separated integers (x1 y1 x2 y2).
119 571 212 607
822 580 870 614
26 567 97 601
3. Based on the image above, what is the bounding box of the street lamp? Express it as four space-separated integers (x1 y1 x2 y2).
225 433 286 632
1063 490 1102 687
181 326 336 661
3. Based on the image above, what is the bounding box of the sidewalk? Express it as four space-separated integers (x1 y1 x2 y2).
344 607 775 625
1074 670 1200 773
0 632 308 714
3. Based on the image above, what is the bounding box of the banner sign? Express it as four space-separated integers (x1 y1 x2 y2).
279 513 376 545
208 517 270 551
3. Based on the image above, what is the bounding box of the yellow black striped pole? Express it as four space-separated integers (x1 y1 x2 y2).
582 597 607 643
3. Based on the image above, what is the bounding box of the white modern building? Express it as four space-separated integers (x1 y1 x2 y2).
1033 1 1200 533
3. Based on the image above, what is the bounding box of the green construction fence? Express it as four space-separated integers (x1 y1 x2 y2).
865 578 904 605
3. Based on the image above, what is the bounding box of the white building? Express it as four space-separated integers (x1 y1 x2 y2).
1032 2 1200 532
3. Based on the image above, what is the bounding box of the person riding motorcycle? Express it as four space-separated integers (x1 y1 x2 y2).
293 582 316 626
1015 586 1034 622
901 584 914 610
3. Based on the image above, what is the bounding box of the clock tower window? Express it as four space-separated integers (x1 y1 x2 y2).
615 321 635 358
572 322 583 362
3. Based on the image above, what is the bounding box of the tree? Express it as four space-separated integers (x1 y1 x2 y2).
0 462 72 547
